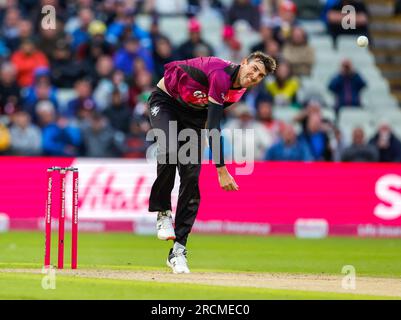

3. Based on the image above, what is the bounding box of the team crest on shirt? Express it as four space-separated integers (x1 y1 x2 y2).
150 105 160 117
193 91 207 99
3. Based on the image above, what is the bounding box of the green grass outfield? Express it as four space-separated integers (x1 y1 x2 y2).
1 231 401 299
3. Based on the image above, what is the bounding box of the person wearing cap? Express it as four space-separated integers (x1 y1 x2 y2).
148 51 276 274
176 18 214 60
216 25 245 63
77 20 114 64
261 0 300 47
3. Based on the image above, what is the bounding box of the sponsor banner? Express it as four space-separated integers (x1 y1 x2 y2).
197 162 401 237
1 157 401 237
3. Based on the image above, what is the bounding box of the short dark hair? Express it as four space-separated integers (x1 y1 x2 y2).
247 51 277 74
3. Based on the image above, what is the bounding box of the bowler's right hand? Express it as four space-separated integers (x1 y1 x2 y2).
217 166 239 191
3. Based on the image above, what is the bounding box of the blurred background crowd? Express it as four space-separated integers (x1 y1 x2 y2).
0 0 400 162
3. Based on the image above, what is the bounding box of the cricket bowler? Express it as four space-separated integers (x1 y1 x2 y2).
148 51 276 273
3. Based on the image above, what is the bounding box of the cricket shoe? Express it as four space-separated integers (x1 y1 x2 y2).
157 210 176 240
166 248 190 274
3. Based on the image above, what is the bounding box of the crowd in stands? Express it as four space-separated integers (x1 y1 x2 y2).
0 0 400 162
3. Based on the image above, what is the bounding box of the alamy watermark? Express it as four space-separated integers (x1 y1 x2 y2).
41 5 57 30
341 265 356 290
341 5 356 30
41 266 56 290
145 121 256 175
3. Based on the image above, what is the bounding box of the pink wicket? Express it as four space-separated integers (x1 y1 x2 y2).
71 169 79 269
44 166 79 269
57 169 66 269
44 168 53 268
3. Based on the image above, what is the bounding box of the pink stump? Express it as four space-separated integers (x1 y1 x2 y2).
71 169 79 269
57 168 66 269
44 168 53 268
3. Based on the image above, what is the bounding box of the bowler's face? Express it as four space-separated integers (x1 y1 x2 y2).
239 59 267 88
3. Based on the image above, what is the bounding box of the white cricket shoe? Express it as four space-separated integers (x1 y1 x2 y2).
157 210 176 240
166 248 190 274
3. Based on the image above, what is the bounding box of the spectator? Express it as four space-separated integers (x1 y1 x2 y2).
36 20 66 60
265 124 312 161
369 122 401 162
326 0 369 49
77 20 114 65
295 99 326 131
176 18 214 60
10 38 49 87
1 6 21 52
92 54 114 88
9 110 42 155
69 7 94 51
94 69 129 111
152 35 177 80
277 0 298 42
251 20 275 53
17 19 34 44
123 115 152 158
282 26 315 77
66 79 97 121
341 127 378 162
298 112 332 161
23 68 59 123
103 89 132 134
226 0 261 31
256 99 286 145
148 15 165 48
264 39 282 63
37 101 81 156
82 112 125 157
50 39 88 89
128 70 154 109
224 103 271 161
328 59 366 112
31 0 67 29
0 62 21 115
265 0 299 46
216 25 245 63
105 4 152 50
0 120 11 154
265 60 300 107
113 36 154 76
332 126 346 162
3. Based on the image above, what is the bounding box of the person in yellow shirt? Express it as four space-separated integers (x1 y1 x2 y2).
0 122 11 154
265 60 299 107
